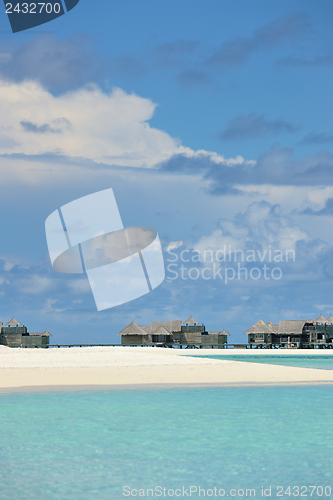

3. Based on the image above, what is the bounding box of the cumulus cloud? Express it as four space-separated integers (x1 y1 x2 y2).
193 201 311 258
0 79 239 171
301 197 333 216
184 201 329 283
0 80 173 166
163 200 331 301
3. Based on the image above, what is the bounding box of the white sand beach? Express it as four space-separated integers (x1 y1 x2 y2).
0 346 333 391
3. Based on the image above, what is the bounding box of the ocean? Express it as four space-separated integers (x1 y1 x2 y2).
194 354 333 370
0 386 332 500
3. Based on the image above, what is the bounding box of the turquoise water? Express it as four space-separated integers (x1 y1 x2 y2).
0 386 332 499
195 355 333 370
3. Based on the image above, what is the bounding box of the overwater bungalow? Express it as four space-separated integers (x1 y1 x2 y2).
0 318 51 348
244 316 333 347
118 317 230 348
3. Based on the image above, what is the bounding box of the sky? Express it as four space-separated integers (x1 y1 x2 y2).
1 0 333 343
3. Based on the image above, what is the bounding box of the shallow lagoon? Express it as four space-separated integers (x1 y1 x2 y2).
0 386 332 499
195 354 333 370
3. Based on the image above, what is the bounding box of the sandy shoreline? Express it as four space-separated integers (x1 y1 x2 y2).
0 346 333 392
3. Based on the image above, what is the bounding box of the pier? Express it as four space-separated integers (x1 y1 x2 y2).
38 342 333 349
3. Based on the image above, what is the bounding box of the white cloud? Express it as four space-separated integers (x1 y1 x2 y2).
42 298 66 314
166 241 183 252
0 79 244 170
68 279 91 294
186 201 329 282
314 304 333 310
179 148 252 166
306 186 333 209
193 201 310 258
0 254 32 271
15 275 54 295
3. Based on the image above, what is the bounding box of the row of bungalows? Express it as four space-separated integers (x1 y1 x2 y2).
244 315 333 347
0 318 52 348
118 317 230 348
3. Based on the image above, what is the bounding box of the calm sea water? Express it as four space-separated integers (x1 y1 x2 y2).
195 355 333 370
0 386 332 500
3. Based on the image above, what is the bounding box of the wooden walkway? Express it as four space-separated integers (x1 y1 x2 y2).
44 343 333 349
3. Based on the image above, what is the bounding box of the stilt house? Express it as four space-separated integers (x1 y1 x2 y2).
118 317 230 347
0 318 51 348
244 315 333 347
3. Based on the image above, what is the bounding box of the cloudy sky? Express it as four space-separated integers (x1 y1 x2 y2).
1 0 333 343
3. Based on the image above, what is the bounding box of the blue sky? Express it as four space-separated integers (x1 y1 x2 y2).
1 1 333 343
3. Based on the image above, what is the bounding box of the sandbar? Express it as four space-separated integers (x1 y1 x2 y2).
0 346 332 392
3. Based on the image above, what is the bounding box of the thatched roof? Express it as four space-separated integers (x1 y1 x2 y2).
152 326 171 335
5 318 22 326
118 320 181 336
326 315 333 323
315 315 327 324
151 320 182 334
183 317 199 325
207 330 230 336
29 331 52 337
220 329 230 336
266 321 279 333
117 322 147 336
278 320 313 335
244 319 275 335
